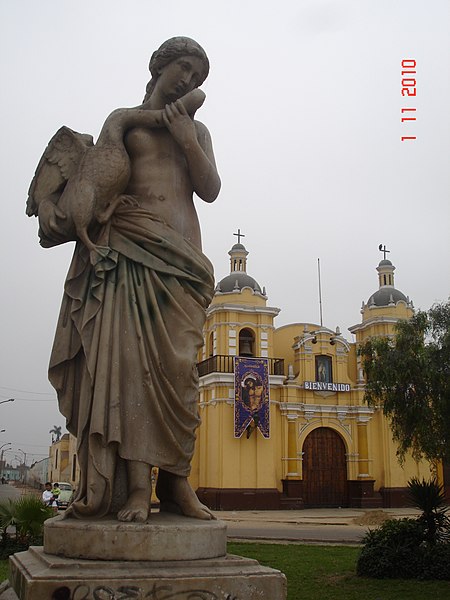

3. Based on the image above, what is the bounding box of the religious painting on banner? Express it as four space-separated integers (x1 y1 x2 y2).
234 357 270 439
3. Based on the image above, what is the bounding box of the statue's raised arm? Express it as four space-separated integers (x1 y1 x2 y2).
27 87 206 260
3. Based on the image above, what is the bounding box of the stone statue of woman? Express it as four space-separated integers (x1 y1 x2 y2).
28 37 220 522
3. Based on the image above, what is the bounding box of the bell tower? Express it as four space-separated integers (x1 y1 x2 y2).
349 245 414 344
193 234 283 510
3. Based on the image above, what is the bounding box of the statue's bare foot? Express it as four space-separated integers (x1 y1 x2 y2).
117 489 149 523
157 471 215 520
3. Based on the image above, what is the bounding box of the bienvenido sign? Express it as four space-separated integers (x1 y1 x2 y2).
304 381 351 392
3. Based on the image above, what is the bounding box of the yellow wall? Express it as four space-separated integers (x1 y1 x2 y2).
193 256 435 506
48 434 70 484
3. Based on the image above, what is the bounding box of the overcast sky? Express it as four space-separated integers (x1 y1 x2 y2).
0 0 449 467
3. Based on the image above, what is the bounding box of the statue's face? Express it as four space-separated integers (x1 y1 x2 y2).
156 55 205 101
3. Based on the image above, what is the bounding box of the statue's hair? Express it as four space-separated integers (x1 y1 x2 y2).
143 37 209 102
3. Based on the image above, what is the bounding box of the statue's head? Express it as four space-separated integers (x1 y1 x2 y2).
144 37 209 101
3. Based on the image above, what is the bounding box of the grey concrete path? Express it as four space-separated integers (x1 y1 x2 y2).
212 507 421 545
0 483 20 502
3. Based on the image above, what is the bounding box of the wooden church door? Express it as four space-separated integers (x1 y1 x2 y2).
302 427 348 507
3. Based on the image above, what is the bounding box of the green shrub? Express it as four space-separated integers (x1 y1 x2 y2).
357 517 450 580
0 495 53 557
421 543 450 580
357 477 450 580
357 518 425 579
0 539 29 560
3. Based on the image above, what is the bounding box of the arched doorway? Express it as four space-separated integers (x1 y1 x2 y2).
302 427 348 507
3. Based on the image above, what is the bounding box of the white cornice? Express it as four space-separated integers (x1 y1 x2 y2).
199 373 234 388
199 373 286 388
349 315 401 333
204 321 276 331
279 403 374 418
207 303 281 317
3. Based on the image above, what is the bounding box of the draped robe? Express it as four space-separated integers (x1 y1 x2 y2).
49 205 214 518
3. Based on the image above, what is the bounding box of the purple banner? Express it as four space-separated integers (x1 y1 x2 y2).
234 357 270 439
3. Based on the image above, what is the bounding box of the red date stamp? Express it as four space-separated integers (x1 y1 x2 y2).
401 59 416 141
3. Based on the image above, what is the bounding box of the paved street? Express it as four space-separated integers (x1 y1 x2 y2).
0 483 421 545
0 483 20 502
213 508 421 545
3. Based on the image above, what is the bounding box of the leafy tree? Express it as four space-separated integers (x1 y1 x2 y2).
360 301 450 463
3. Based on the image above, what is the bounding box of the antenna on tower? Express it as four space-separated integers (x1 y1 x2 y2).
318 258 323 327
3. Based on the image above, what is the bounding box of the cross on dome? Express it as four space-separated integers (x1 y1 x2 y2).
233 229 245 244
378 243 390 260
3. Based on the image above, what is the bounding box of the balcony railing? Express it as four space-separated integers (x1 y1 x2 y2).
197 355 285 378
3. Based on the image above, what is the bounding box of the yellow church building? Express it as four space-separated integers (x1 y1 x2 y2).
192 239 435 510
49 238 442 511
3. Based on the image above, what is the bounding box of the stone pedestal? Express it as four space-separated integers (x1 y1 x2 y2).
3 514 287 599
44 513 227 561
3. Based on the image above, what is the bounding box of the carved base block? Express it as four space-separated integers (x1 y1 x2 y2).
44 513 227 561
6 546 287 600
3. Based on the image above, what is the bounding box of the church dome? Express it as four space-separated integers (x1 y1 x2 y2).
367 287 408 307
216 272 262 294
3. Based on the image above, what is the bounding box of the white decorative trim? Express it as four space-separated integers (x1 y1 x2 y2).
349 315 403 333
205 319 276 331
279 403 374 420
199 373 234 388
199 373 284 388
199 397 233 408
356 416 371 424
207 304 280 317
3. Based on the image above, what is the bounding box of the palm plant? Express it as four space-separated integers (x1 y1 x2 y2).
14 495 54 542
0 499 17 542
0 496 54 544
49 425 62 442
407 477 450 544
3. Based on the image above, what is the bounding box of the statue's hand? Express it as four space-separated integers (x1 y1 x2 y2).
163 100 198 150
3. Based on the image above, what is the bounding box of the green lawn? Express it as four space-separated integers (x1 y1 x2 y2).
2 545 450 599
0 561 8 584
228 542 450 600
